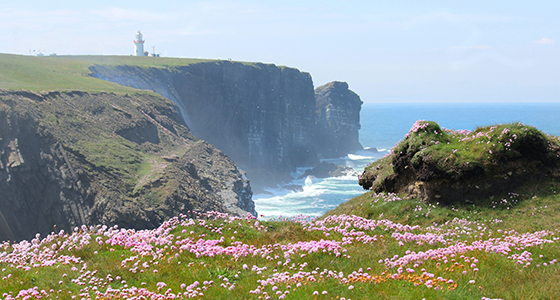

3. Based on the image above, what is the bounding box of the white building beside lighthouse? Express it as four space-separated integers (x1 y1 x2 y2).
134 31 145 56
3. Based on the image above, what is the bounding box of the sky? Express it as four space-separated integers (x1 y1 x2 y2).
1 0 559 103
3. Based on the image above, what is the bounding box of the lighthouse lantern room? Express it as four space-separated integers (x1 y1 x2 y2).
134 31 145 56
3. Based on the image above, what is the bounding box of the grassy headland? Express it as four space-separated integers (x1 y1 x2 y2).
0 53 211 93
0 53 222 201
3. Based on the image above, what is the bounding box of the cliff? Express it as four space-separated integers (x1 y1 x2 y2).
0 90 255 241
359 120 560 204
315 81 363 158
89 61 363 188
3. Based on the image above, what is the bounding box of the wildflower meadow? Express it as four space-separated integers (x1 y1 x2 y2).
1 187 559 299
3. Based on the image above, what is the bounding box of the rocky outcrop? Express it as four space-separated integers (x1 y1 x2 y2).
89 62 363 189
0 91 255 241
315 81 363 158
359 121 560 204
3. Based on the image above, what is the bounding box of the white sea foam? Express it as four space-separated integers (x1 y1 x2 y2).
254 164 371 219
304 176 313 187
347 153 376 160
253 104 391 219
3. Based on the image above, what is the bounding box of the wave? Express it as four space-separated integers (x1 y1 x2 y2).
347 153 376 160
254 173 366 219
253 146 385 219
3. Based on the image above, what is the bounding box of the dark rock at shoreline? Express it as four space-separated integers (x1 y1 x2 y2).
282 184 304 192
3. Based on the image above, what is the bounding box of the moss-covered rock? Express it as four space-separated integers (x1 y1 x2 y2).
359 120 560 204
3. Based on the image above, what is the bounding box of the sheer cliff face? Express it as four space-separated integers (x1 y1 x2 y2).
0 107 87 242
170 62 319 172
90 62 363 188
315 81 363 158
0 91 255 241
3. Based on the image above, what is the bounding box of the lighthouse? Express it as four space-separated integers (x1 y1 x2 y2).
134 31 145 56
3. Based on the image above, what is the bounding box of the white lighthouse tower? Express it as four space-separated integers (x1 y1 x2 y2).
134 31 145 56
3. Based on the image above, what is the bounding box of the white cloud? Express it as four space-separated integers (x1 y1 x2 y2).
533 37 554 44
360 11 517 33
170 28 218 36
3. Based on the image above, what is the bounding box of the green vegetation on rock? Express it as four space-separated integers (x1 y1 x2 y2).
359 120 560 205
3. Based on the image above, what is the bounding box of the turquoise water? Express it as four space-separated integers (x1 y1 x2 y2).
254 102 560 219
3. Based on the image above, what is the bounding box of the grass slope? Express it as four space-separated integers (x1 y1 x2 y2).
0 182 559 299
0 53 212 93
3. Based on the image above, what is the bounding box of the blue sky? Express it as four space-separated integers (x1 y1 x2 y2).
1 0 558 103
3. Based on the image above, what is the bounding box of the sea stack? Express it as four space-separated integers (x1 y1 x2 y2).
314 81 363 158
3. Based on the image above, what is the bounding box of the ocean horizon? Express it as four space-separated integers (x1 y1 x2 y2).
253 101 560 219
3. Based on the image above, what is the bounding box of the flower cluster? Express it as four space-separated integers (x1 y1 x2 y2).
404 120 430 139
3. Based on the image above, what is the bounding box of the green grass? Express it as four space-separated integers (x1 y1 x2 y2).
0 53 279 94
0 53 214 93
1 185 559 299
328 177 560 233
396 121 557 175
76 137 151 188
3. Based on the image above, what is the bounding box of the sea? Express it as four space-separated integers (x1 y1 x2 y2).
253 102 560 219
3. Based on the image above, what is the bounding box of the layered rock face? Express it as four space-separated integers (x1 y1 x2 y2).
171 62 319 173
90 62 363 188
0 91 255 241
315 81 363 158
